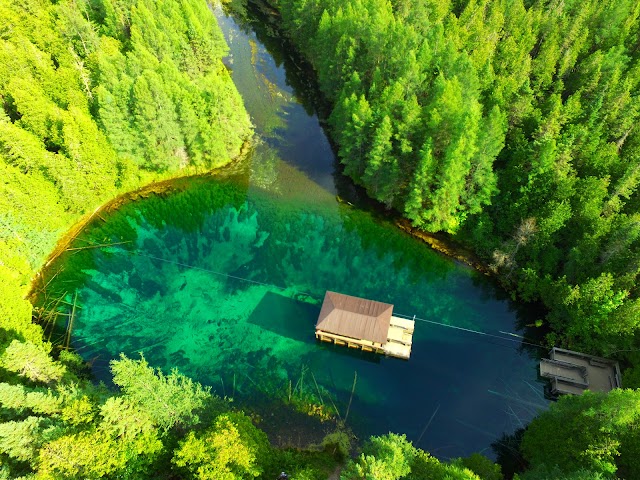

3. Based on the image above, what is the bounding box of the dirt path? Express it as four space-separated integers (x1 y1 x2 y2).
327 466 342 480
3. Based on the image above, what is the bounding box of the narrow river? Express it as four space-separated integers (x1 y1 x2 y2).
38 2 548 459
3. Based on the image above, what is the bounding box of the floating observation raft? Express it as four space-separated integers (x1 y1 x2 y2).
539 347 621 397
315 291 414 359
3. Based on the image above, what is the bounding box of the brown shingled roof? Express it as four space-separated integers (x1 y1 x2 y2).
316 291 393 344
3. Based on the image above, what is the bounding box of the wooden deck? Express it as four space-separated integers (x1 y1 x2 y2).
383 341 412 359
539 359 588 389
315 315 415 359
383 316 414 359
540 347 621 396
315 330 384 353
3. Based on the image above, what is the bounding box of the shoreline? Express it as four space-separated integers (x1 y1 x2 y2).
394 218 492 276
27 141 253 303
240 0 497 279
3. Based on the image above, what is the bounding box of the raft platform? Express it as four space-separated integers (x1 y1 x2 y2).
315 291 414 359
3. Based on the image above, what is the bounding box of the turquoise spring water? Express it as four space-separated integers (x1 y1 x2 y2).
38 3 548 458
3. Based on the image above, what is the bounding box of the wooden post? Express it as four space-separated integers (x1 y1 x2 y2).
344 371 357 423
64 291 78 350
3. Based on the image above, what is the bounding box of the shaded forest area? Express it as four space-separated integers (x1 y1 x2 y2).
270 0 640 356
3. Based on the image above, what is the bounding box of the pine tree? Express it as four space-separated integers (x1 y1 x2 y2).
110 354 210 431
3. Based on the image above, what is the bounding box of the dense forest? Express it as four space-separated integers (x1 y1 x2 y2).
269 0 640 357
2 0 640 478
0 0 251 356
0 0 498 478
260 0 640 477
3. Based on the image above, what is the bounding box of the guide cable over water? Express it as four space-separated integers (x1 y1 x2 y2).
67 247 547 351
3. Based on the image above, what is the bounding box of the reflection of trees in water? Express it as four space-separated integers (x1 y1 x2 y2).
222 0 326 118
491 428 527 480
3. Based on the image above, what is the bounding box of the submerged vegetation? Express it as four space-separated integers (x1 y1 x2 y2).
33 172 529 458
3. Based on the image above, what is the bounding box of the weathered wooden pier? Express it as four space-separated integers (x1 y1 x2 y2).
315 291 414 359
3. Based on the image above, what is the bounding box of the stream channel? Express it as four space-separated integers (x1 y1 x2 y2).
39 3 549 459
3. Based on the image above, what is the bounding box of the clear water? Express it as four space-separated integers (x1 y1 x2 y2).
40 4 548 459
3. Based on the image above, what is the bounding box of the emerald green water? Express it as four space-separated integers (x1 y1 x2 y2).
40 4 548 458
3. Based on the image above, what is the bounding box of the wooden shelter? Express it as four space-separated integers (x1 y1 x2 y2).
315 291 414 359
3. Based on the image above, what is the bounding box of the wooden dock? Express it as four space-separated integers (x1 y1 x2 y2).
315 291 415 360
539 347 621 397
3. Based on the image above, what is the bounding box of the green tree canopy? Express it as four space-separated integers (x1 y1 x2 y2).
521 389 640 478
110 353 211 431
172 412 269 480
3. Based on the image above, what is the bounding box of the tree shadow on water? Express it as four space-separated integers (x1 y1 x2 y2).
491 427 528 480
